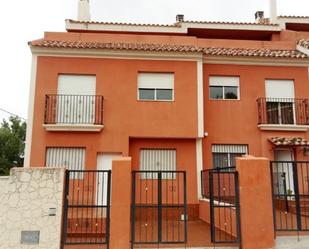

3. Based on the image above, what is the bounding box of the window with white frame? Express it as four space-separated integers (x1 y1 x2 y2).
212 145 248 169
57 75 96 124
140 149 176 179
138 73 174 101
46 147 86 178
265 80 295 125
209 76 240 100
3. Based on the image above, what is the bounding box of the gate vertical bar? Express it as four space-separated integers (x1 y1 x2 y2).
292 161 302 231
183 171 188 244
234 171 242 248
131 171 136 249
270 162 277 235
158 171 162 243
106 170 112 249
209 171 215 243
61 170 70 248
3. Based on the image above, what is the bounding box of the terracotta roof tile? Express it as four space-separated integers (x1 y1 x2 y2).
29 40 201 52
203 47 307 58
298 39 309 49
29 40 308 59
269 137 309 146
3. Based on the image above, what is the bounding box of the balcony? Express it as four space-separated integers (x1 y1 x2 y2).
257 98 309 131
43 94 104 132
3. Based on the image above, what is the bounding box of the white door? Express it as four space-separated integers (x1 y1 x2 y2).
274 149 294 195
57 75 96 124
96 153 121 206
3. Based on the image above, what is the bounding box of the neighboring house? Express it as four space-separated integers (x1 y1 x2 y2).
23 0 309 248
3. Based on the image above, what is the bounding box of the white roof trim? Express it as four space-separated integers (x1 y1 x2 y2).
181 22 280 32
65 19 186 34
204 56 309 67
65 19 281 33
278 17 309 24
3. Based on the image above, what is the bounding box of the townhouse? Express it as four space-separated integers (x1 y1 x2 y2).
22 0 309 248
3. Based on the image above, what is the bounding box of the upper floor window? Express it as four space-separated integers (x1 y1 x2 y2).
57 75 97 124
265 80 295 124
138 73 174 101
209 76 240 100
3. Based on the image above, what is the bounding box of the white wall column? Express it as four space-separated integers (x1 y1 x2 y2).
197 59 204 137
196 138 203 199
24 55 37 168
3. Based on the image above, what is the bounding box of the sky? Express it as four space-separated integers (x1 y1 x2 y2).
0 0 308 122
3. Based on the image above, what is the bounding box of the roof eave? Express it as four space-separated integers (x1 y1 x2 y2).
65 19 186 34
65 19 281 34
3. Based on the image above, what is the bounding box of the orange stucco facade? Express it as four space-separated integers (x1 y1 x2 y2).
26 14 309 249
28 21 309 209
30 56 198 164
203 64 309 165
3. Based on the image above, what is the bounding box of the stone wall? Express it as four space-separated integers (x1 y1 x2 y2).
0 167 65 249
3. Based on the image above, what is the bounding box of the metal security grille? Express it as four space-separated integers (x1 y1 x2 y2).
212 145 248 154
131 171 187 247
270 161 309 231
140 149 176 179
46 148 85 179
201 167 241 245
62 170 111 247
212 145 248 169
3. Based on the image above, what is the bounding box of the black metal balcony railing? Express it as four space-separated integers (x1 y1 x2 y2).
44 94 104 125
257 98 309 125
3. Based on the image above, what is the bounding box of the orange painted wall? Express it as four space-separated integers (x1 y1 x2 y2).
30 57 198 167
203 64 309 169
129 138 198 204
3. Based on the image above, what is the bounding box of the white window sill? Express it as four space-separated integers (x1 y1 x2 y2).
258 124 309 131
43 124 104 132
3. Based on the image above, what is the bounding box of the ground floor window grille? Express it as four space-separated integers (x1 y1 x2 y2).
212 144 248 168
140 149 176 179
46 147 85 179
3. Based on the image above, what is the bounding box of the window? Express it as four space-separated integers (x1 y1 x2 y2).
265 80 295 125
212 145 248 169
138 73 174 101
140 149 176 179
209 76 240 100
46 147 86 178
57 75 96 124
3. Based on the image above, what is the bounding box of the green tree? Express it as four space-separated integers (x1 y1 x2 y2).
0 116 26 175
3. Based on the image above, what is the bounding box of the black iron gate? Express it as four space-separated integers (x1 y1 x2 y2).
202 167 241 245
131 171 187 247
270 161 309 231
62 170 111 247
